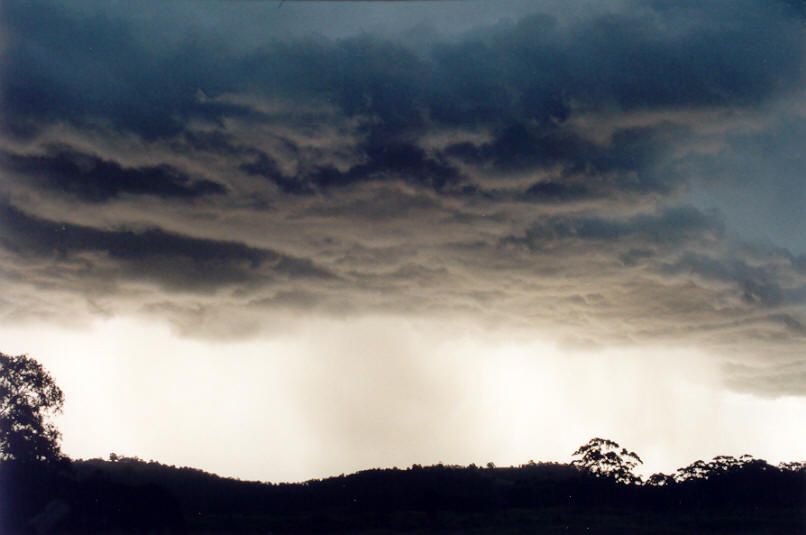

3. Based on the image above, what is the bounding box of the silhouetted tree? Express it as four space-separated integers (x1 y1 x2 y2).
674 455 764 482
778 460 806 472
0 352 65 463
674 459 710 482
646 473 675 487
572 437 643 484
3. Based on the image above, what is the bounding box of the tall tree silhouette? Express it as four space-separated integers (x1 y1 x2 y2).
0 352 65 463
572 437 643 484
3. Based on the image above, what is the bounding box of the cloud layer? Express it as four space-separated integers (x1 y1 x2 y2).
2 0 806 395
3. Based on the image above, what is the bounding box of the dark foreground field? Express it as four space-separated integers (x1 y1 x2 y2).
184 506 804 535
3 457 805 534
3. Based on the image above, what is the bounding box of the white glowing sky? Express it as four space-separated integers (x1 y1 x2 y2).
1 317 803 482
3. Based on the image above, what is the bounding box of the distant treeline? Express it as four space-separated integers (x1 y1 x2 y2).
73 454 806 512
3 453 805 534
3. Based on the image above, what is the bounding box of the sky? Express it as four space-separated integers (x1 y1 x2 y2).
1 0 805 482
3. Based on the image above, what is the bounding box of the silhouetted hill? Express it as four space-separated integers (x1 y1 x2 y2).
1 460 185 534
5 455 805 534
72 457 582 516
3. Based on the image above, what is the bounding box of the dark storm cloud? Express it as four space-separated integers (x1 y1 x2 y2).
444 124 597 173
522 181 589 202
1 147 226 202
310 142 462 193
4 0 801 138
505 207 721 251
659 254 797 309
683 113 806 254
2 0 806 395
240 141 461 194
0 200 333 291
2 0 799 208
240 152 315 196
0 0 248 139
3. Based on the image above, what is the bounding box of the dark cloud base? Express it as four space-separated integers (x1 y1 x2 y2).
0 201 333 292
2 147 226 202
1 0 806 396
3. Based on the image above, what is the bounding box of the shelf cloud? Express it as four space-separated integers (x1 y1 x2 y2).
2 0 806 397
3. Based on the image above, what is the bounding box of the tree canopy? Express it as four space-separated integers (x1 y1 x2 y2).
572 437 643 484
0 352 65 463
